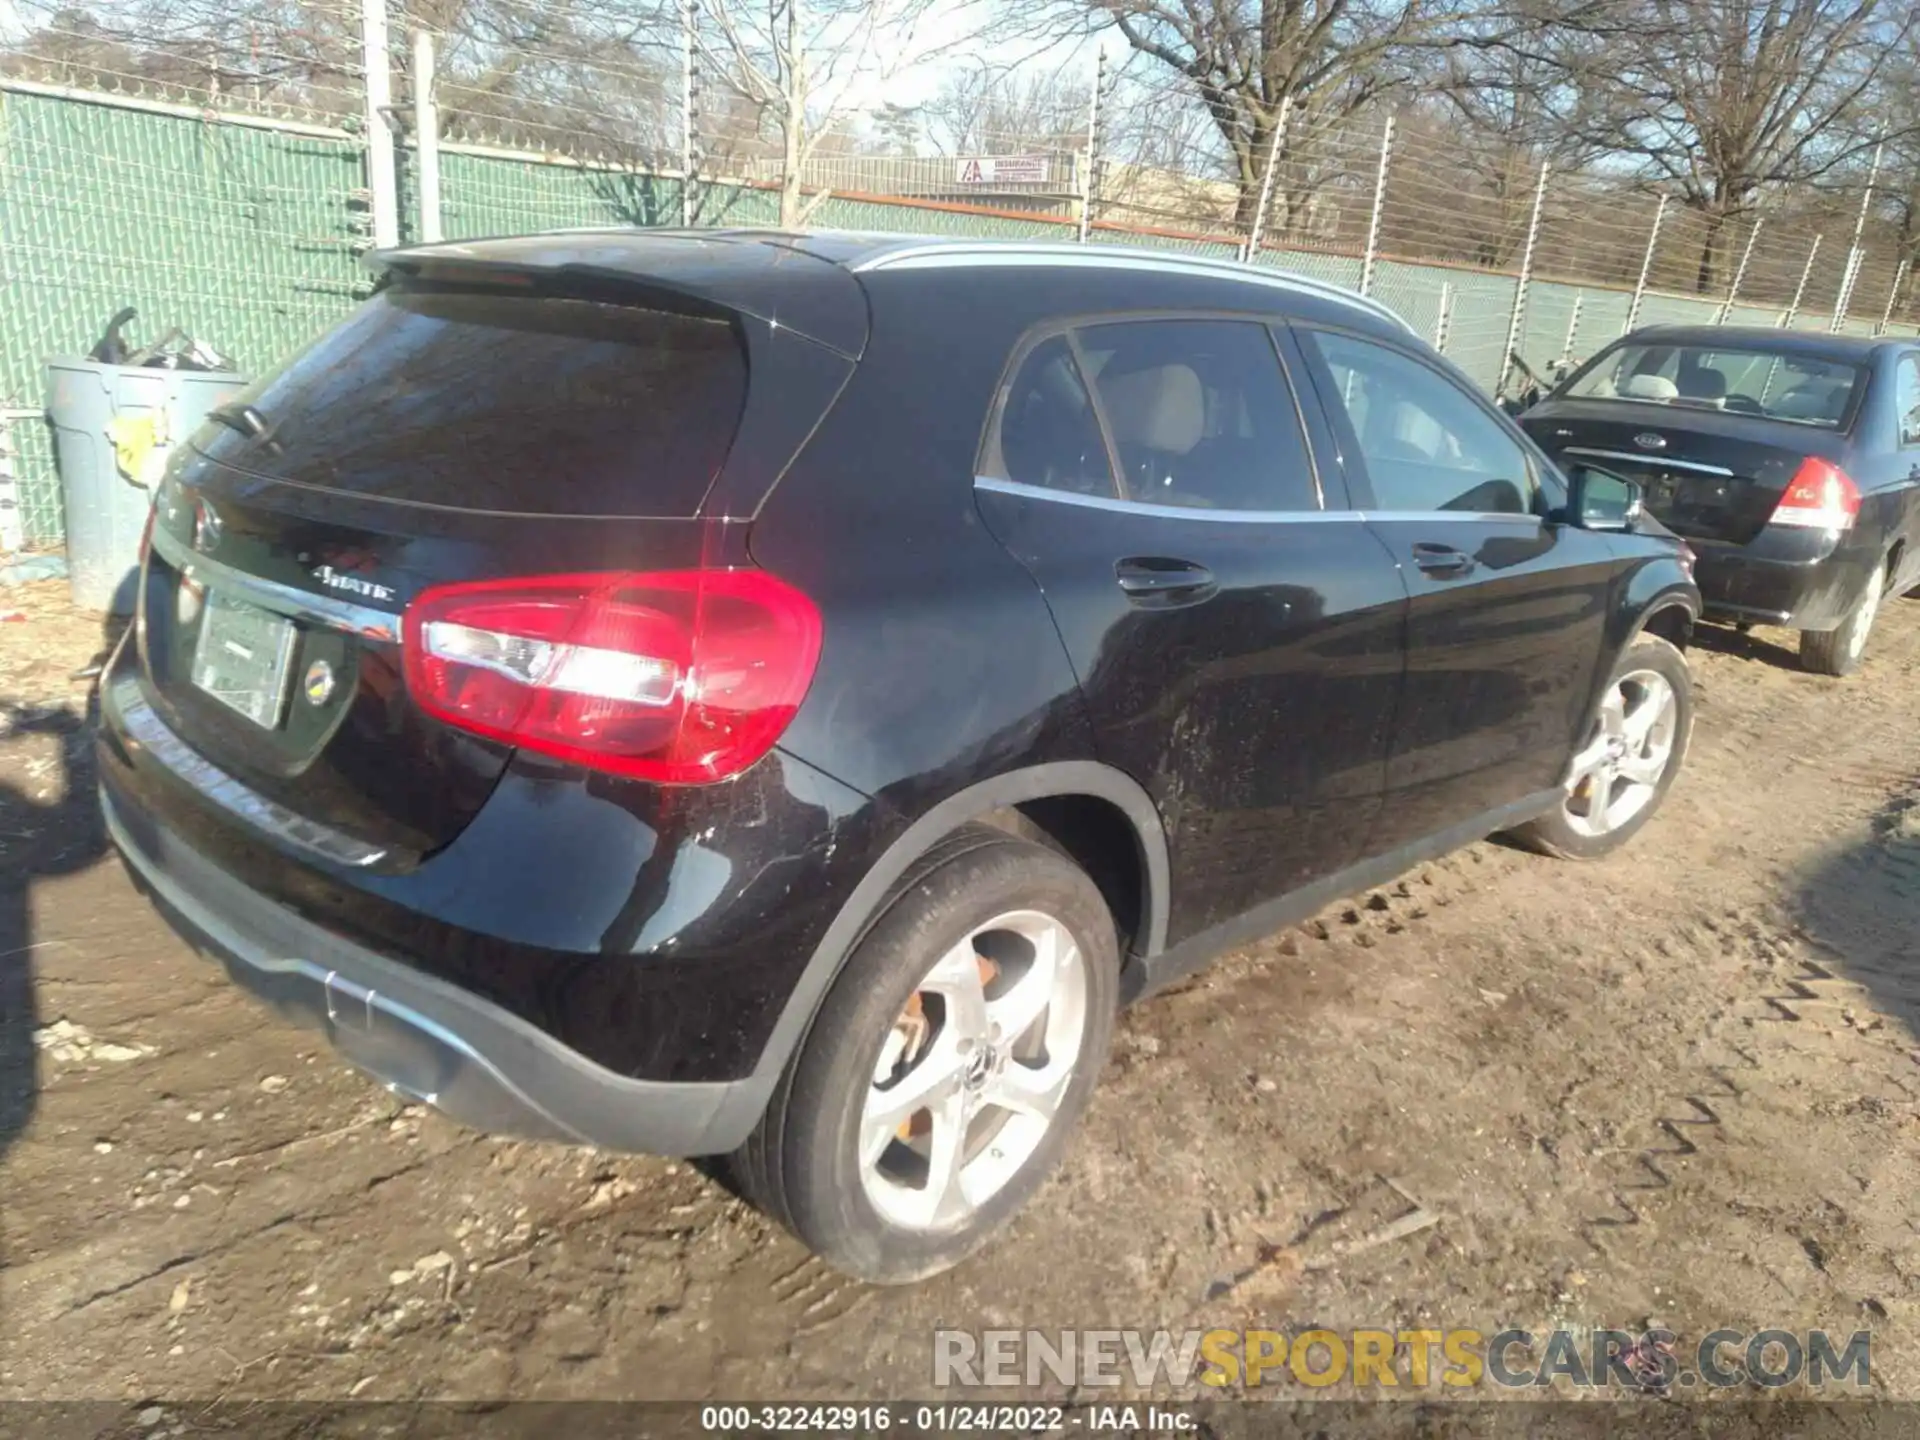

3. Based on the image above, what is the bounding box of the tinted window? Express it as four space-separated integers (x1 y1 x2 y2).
189 284 747 516
1898 356 1920 446
994 336 1118 496
1076 320 1320 512
1565 341 1865 429
1308 331 1534 514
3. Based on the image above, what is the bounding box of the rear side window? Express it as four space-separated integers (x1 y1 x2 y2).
190 285 746 516
995 336 1119 497
1077 320 1319 512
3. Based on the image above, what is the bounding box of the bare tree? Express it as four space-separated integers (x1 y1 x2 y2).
1019 0 1447 226
1560 0 1918 289
695 0 967 225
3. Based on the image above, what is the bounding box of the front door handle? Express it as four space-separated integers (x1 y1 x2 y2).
1115 557 1217 607
1410 542 1475 578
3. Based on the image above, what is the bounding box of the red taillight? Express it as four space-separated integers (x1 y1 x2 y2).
1771 458 1860 531
402 569 822 785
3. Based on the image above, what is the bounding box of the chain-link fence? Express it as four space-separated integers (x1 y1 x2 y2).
3 0 1918 552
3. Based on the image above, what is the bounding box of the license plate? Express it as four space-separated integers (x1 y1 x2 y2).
191 590 297 729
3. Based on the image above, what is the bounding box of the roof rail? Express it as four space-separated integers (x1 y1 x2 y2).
849 240 1413 334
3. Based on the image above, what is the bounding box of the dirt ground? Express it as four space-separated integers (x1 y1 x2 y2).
4 575 1920 1408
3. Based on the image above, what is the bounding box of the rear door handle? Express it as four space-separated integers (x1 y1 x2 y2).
1410 542 1475 578
1115 557 1217 607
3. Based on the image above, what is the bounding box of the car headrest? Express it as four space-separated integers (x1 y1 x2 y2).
1677 364 1727 401
1623 372 1679 401
1101 364 1205 455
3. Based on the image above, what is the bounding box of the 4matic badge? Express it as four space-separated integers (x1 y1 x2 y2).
312 565 396 603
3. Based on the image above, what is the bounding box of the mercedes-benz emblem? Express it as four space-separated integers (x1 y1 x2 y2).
192 498 223 552
1634 432 1668 451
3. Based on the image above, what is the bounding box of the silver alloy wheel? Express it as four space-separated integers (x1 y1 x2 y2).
1562 668 1680 838
1846 563 1886 665
860 909 1089 1233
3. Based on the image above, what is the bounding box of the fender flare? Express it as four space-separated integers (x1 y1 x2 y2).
1629 587 1700 649
700 761 1169 1149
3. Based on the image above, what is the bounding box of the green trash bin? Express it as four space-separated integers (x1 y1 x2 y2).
46 359 245 614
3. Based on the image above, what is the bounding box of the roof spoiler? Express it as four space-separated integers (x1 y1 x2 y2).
368 232 869 360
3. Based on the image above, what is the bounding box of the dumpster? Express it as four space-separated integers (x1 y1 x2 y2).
46 359 244 613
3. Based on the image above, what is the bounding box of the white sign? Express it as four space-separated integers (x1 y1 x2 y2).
954 156 1052 186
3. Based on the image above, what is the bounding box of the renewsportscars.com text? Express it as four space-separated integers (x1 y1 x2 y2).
932 1327 1872 1391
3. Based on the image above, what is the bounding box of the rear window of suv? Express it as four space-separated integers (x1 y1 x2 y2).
1565 342 1864 429
189 283 747 516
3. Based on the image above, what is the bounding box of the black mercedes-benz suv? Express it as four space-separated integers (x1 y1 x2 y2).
99 230 1699 1283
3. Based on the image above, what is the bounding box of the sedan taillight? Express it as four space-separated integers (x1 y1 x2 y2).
1771 457 1860 531
402 569 822 784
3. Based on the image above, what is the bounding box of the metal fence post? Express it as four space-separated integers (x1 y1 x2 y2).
1560 292 1584 366
682 0 700 226
1433 282 1454 352
1714 219 1759 323
411 30 441 244
1878 259 1911 337
1358 116 1394 297
1624 195 1666 333
1077 49 1107 244
1496 160 1550 399
1781 234 1822 328
360 0 400 249
1240 95 1292 263
1831 141 1882 332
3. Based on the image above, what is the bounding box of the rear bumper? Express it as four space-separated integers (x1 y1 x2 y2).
1687 529 1869 630
104 783 774 1155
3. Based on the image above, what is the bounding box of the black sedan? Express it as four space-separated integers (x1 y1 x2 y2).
1522 325 1920 674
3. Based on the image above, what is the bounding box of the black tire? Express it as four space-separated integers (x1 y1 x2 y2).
1506 632 1693 861
731 826 1119 1284
1801 558 1888 677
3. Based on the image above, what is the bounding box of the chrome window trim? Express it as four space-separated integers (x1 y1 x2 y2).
109 679 389 868
852 243 1414 335
150 523 403 642
974 475 1541 526
1561 446 1734 477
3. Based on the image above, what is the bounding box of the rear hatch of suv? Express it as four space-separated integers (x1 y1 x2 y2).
128 234 864 864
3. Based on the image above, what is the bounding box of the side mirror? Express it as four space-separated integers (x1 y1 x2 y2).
1565 463 1644 531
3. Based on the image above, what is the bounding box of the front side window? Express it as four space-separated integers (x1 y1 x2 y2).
1565 341 1865 429
1307 330 1535 514
1075 319 1320 512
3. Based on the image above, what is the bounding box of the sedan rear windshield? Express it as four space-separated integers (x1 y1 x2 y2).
189 283 747 516
1564 342 1864 429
